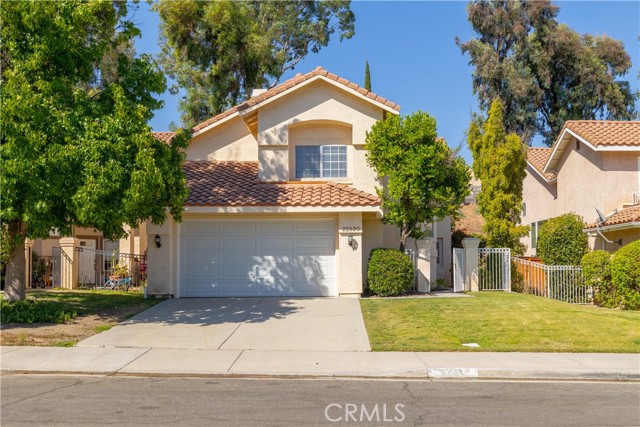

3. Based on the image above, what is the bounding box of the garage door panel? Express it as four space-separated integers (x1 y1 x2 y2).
180 220 336 297
184 238 219 251
257 237 293 251
295 221 334 234
184 222 219 234
222 222 256 234
259 222 293 233
184 281 222 296
296 237 333 250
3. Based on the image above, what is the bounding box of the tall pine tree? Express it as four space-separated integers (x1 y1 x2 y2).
364 60 371 91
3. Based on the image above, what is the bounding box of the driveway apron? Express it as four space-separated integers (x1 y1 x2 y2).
77 298 371 352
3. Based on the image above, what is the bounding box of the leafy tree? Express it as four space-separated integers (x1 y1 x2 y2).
536 213 589 265
155 0 355 127
364 60 371 91
1 1 189 301
467 99 528 253
365 112 470 251
459 0 637 145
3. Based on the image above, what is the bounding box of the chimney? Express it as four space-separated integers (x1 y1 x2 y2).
251 88 267 97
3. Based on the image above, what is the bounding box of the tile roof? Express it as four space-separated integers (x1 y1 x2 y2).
192 66 401 132
562 120 640 147
152 132 176 143
586 205 640 229
183 161 381 208
527 147 556 181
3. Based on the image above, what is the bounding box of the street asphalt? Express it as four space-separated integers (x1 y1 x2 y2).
2 375 639 426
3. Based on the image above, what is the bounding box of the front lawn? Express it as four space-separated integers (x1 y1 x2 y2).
1 289 163 347
360 292 640 353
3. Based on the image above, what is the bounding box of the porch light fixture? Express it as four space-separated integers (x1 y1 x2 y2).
154 234 162 248
348 235 354 247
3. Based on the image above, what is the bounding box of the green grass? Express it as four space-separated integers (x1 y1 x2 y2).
360 292 640 353
94 325 113 333
4 289 163 324
54 340 76 347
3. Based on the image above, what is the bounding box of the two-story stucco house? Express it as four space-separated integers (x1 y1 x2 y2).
522 120 640 256
146 67 452 298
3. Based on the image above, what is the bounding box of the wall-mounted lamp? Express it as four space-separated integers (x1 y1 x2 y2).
348 235 354 247
154 234 162 248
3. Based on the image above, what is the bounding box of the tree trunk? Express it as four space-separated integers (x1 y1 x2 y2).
3 221 26 301
399 223 410 253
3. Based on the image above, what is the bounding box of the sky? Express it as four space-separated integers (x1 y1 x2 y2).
132 1 640 164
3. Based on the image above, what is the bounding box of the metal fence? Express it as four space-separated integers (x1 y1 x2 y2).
77 248 147 288
404 248 418 292
478 248 511 291
514 257 591 304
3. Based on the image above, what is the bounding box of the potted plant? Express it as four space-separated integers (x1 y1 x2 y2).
110 263 129 280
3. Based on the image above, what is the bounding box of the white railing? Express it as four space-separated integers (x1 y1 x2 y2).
404 248 418 292
514 258 591 304
634 189 640 205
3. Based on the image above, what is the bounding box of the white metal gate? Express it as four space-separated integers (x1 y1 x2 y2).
78 239 97 285
478 248 511 291
453 248 465 292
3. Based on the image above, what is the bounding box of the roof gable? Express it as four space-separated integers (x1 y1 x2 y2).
543 120 640 173
192 66 400 137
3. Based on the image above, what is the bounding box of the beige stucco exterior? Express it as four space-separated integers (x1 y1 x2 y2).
522 134 640 256
146 75 452 297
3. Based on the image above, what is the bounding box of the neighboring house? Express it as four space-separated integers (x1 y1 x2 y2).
522 120 640 256
146 66 451 298
30 225 147 287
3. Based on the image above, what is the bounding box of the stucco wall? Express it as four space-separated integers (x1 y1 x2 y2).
256 80 383 194
187 118 258 161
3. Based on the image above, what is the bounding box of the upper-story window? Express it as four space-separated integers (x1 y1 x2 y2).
295 145 347 178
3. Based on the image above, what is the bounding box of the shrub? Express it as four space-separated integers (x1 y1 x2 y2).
537 213 589 265
1 299 77 324
367 248 414 297
610 241 640 310
581 250 613 307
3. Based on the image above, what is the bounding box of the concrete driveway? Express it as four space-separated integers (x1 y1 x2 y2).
77 298 371 352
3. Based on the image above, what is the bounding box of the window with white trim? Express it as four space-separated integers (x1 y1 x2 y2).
295 145 347 178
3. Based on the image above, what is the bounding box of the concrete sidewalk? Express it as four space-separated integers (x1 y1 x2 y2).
2 346 638 380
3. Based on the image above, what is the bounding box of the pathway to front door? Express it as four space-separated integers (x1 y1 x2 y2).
77 298 371 352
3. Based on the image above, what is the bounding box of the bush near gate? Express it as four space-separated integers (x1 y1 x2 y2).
581 250 613 307
610 241 640 310
367 248 414 297
537 213 589 265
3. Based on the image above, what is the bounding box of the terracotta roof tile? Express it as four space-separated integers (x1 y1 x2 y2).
192 66 400 132
586 205 640 228
562 120 640 147
527 147 556 181
152 132 176 143
183 161 380 208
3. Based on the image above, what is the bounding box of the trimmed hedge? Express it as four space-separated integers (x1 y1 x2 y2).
367 248 414 297
611 241 640 310
581 250 613 307
537 213 589 265
1 299 77 324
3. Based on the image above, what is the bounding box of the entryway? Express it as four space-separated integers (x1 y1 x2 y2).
452 239 511 292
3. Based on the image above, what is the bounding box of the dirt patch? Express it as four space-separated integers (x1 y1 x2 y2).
1 305 148 347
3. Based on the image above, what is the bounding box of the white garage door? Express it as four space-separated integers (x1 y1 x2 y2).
179 220 336 297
